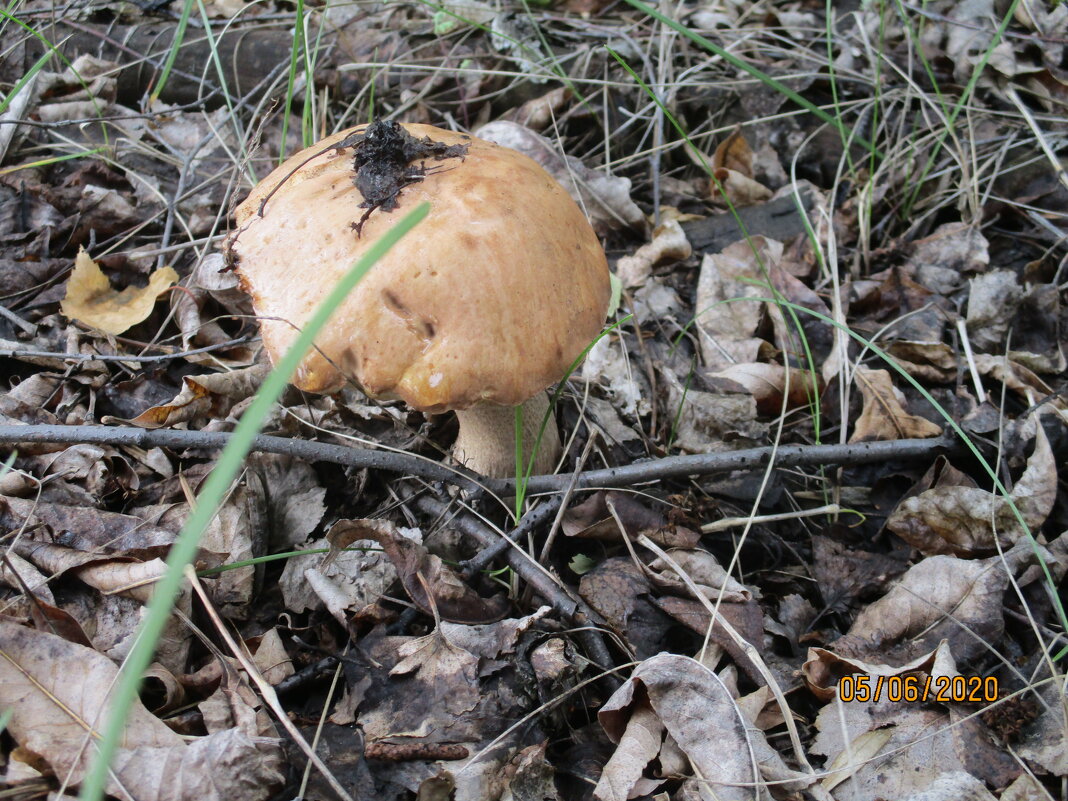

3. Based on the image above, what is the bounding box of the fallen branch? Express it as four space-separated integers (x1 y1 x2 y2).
0 425 959 496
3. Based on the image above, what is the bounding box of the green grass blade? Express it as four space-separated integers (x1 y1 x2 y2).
0 49 49 116
150 0 194 103
279 0 307 162
78 201 429 801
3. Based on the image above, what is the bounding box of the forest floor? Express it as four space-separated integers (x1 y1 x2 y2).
0 1 1067 800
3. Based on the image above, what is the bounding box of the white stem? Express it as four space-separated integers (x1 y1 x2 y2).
452 392 562 478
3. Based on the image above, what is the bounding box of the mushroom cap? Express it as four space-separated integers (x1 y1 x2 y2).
229 123 611 413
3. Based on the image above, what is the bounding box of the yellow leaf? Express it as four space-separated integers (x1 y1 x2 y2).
61 248 178 335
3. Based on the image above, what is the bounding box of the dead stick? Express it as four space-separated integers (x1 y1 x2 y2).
0 425 958 495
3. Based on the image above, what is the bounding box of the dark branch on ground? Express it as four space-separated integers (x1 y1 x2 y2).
0 425 960 497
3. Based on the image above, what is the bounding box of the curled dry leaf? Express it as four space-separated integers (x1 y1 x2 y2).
0 623 282 801
708 363 821 416
835 539 1042 663
596 654 814 801
647 548 752 603
334 518 510 624
973 354 1068 424
699 130 771 205
60 248 178 335
500 86 572 128
849 367 942 442
475 120 645 234
801 641 956 702
614 219 691 288
125 363 270 428
695 237 779 370
562 491 700 548
888 421 1056 555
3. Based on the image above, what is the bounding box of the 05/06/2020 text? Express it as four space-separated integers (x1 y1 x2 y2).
838 674 999 703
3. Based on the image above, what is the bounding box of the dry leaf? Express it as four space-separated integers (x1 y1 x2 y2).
850 367 942 442
596 654 815 801
834 539 1040 662
125 363 269 428
888 422 1056 555
61 248 178 334
561 491 700 549
0 623 282 800
614 219 691 288
708 363 821 415
278 520 399 616
966 270 1025 352
695 237 779 370
801 642 955 702
337 518 510 624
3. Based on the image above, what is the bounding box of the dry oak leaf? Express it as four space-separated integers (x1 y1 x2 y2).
0 623 282 801
801 640 956 702
888 421 1056 556
61 247 178 334
695 236 780 370
834 539 1041 663
850 366 942 442
596 654 815 801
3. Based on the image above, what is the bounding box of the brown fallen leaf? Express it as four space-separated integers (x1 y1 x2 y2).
695 236 780 370
614 219 691 288
562 491 700 549
834 539 1042 663
708 363 822 416
579 557 675 658
60 247 178 334
0 622 282 800
801 641 954 702
124 363 270 428
811 534 908 612
331 518 510 624
888 421 1056 555
596 654 815 801
850 366 943 442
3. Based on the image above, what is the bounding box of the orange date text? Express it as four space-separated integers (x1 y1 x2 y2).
837 674 998 704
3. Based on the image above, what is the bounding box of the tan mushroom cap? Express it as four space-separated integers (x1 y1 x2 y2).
230 123 611 414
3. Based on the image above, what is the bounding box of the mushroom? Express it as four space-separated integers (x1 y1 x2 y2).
226 122 611 477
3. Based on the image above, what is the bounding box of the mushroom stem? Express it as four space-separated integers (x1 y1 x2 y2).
453 392 562 478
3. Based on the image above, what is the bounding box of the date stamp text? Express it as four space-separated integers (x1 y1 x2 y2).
838 674 998 704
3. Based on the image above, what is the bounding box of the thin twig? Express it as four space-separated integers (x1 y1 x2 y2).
0 338 253 364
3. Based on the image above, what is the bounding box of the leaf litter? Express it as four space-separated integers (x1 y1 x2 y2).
1 1 1067 800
